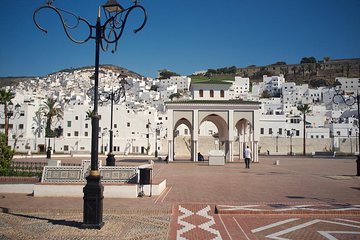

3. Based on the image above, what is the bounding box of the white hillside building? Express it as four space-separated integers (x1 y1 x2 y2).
263 74 285 96
159 76 191 91
229 76 250 99
191 80 232 100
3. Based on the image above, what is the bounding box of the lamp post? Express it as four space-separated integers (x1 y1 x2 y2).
100 128 108 154
154 123 163 158
332 80 360 176
276 131 281 153
33 0 147 229
96 77 128 166
146 119 151 155
285 128 295 155
0 102 21 146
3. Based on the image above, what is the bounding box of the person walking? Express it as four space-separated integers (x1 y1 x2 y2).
244 146 252 169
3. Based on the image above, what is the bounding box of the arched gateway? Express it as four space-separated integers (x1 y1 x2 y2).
165 100 261 162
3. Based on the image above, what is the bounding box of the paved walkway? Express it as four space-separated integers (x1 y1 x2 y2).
1 156 359 239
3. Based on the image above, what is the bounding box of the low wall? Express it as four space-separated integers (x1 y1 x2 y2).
1 180 167 198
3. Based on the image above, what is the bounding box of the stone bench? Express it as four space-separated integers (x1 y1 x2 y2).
208 150 225 166
312 152 335 158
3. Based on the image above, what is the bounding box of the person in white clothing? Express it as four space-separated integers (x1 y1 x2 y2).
244 146 252 169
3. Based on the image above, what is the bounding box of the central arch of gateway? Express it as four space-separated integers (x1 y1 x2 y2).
165 100 261 162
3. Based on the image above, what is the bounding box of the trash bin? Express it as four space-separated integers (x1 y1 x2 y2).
139 168 151 185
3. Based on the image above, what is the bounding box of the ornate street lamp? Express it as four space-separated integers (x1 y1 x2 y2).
332 80 360 176
0 102 21 146
97 76 128 166
154 123 163 158
33 0 147 229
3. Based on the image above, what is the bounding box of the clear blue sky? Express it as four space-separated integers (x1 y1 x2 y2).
1 0 360 78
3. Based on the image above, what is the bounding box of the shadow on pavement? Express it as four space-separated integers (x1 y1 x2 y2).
0 207 82 229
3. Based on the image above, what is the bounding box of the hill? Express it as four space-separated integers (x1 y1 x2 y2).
0 64 143 88
191 57 360 88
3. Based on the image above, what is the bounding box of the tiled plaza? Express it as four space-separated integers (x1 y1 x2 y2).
0 156 359 239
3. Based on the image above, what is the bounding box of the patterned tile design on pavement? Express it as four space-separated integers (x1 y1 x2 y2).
0 211 170 240
216 203 360 214
251 218 360 240
220 215 360 240
174 204 223 240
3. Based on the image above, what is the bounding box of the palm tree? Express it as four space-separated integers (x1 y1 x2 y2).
85 109 94 121
32 110 45 151
39 97 64 137
291 66 298 80
297 104 312 156
0 89 15 145
39 97 63 158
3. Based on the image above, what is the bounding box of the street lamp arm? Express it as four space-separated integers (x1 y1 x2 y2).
33 4 94 44
332 91 357 106
102 4 147 44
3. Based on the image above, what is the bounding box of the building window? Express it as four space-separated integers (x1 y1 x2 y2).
296 130 300 136
74 131 79 136
19 124 24 129
85 132 88 137
260 128 264 134
199 89 204 97
220 90 225 98
64 145 69 151
184 129 188 135
85 123 88 128
269 128 273 135
67 121 71 127
278 128 282 135
127 122 130 127
67 133 71 137
114 124 117 128
75 116 78 120
210 90 214 98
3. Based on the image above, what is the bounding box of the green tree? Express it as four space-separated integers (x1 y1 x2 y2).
158 70 179 79
261 90 272 98
85 109 94 121
32 110 45 151
169 92 181 100
306 64 314 79
0 132 14 175
39 97 64 138
150 85 159 91
0 89 15 145
297 104 312 156
291 66 298 80
300 57 317 64
273 61 287 65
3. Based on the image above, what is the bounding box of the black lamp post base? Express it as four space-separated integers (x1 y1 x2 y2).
106 153 116 166
357 156 360 176
46 148 51 159
82 175 104 229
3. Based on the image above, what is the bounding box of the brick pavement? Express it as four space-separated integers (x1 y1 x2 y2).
1 156 359 239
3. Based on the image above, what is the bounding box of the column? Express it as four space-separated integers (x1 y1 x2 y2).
168 140 173 162
228 110 234 162
253 141 259 162
167 109 174 162
192 110 199 162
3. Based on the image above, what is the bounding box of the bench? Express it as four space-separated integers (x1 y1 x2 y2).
312 152 336 158
208 150 225 166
